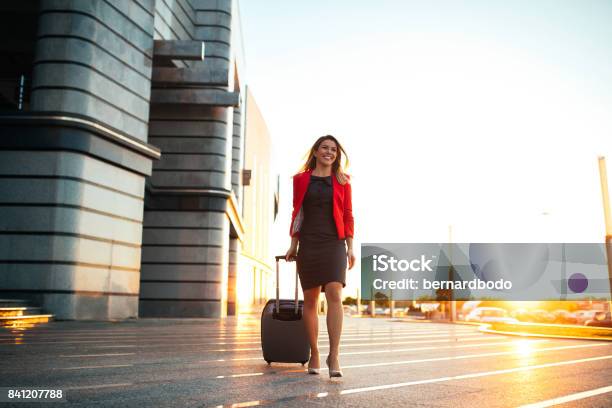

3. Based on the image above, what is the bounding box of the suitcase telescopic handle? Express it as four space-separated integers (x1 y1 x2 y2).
274 255 299 315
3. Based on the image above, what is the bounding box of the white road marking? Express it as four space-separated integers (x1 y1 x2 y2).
59 353 135 358
208 332 484 346
198 339 536 363
54 364 132 370
338 354 612 395
339 339 548 356
93 345 137 348
216 373 264 379
340 332 482 342
0 328 478 343
334 342 611 370
0 326 455 338
229 400 260 407
0 326 467 337
341 329 477 338
212 342 609 379
81 333 489 352
3 327 262 335
64 383 133 390
204 335 491 353
517 385 612 408
326 333 489 348
0 339 131 345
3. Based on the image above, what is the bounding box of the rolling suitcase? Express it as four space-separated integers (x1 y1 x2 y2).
261 255 310 366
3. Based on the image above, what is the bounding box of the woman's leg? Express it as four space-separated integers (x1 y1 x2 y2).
324 282 343 369
303 286 321 367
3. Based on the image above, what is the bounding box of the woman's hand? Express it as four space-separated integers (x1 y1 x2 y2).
347 248 356 270
285 242 298 262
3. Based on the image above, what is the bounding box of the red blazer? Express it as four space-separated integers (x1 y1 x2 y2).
289 168 354 240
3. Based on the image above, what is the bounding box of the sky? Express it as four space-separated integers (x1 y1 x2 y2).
238 0 612 297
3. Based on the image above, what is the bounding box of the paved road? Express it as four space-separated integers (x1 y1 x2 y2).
0 315 611 407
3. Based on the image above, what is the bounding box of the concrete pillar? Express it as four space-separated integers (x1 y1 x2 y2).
140 208 231 317
232 104 244 206
140 0 243 318
227 103 243 316
140 105 235 318
0 0 159 320
227 237 239 315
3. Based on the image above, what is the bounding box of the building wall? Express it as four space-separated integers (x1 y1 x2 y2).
0 0 270 320
232 104 244 202
154 0 194 43
0 0 159 319
140 0 245 318
32 0 156 141
237 88 275 309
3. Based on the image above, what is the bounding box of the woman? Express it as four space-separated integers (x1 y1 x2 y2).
285 135 355 378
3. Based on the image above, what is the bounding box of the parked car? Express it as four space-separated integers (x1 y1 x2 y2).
511 309 534 322
552 309 578 325
530 309 556 323
459 301 482 320
585 311 612 327
465 307 518 324
574 310 601 325
343 305 357 316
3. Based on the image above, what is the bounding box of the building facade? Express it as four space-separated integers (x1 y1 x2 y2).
237 88 276 309
0 0 276 320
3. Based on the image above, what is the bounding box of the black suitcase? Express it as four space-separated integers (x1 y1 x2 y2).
260 255 310 366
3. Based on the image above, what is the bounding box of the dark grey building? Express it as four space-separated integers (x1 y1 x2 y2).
0 0 250 319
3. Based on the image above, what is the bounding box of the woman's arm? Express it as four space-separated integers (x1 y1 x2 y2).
346 239 355 269
343 178 354 238
286 236 299 261
344 179 355 269
286 176 300 261
289 175 301 238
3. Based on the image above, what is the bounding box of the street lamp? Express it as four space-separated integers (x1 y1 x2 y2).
597 156 612 313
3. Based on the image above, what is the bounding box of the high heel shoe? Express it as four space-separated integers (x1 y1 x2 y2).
307 366 320 375
307 356 320 375
326 355 343 378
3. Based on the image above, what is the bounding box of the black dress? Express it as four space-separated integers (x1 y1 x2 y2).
296 175 347 292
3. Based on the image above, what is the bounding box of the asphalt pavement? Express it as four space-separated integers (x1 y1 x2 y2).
0 313 611 407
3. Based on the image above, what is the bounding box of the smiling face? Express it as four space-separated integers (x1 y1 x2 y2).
314 139 338 167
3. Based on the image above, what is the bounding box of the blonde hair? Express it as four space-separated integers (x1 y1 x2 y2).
298 135 350 185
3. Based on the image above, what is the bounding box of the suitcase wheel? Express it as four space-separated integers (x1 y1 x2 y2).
301 361 307 366
265 360 271 365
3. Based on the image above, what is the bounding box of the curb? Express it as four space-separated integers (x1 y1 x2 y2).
386 317 612 341
478 325 612 342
